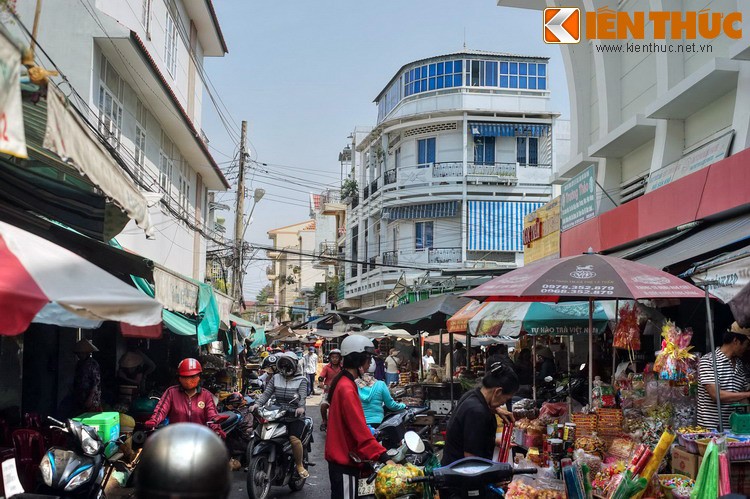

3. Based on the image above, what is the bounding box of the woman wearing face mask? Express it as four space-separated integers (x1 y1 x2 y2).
325 336 391 499
145 358 224 438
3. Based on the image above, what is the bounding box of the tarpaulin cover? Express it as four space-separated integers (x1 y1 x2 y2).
131 274 219 346
359 294 472 324
446 300 489 333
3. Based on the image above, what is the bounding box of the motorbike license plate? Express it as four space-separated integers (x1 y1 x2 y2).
357 478 375 496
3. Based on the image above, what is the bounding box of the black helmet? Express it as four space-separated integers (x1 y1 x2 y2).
224 392 244 407
277 352 298 377
136 423 230 499
262 354 279 372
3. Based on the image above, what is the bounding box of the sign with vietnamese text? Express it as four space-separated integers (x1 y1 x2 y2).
645 132 733 193
524 197 561 264
561 165 596 232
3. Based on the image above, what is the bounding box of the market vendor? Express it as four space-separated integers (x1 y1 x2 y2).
697 322 750 430
441 362 518 467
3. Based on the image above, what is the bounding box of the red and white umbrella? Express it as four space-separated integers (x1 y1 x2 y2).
0 221 163 335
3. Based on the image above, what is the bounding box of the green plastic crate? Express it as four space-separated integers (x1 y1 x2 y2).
730 405 750 435
73 412 120 458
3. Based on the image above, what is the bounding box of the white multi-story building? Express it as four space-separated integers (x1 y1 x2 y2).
343 51 565 311
15 0 229 280
498 0 750 206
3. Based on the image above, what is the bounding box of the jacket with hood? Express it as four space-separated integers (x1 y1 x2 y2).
356 375 406 425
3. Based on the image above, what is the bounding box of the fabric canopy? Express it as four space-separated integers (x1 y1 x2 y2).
382 201 459 221
360 294 472 324
468 301 612 337
467 201 543 252
446 300 489 333
469 122 550 138
0 221 162 335
356 325 414 340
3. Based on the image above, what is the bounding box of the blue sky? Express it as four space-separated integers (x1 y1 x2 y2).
201 1 570 297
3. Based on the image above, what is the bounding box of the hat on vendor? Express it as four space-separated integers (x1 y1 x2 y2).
73 339 98 354
730 321 750 336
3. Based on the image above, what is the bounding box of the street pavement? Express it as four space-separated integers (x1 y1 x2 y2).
229 393 331 499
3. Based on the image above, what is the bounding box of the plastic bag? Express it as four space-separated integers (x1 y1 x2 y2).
613 303 641 350
538 402 569 422
691 439 718 499
506 474 566 499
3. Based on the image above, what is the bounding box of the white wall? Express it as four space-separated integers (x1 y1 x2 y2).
684 89 736 150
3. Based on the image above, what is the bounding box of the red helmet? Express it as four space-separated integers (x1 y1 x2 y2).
177 358 202 376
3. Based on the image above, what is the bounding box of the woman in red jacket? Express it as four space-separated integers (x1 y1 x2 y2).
325 336 390 499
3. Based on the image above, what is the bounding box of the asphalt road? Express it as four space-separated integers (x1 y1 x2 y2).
229 393 331 499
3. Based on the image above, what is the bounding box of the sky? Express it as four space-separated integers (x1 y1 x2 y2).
201 1 570 299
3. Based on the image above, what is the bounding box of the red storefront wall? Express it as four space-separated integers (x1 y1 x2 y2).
561 147 750 257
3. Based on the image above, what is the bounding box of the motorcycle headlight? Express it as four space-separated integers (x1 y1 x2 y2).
39 453 53 486
64 466 94 491
81 429 102 456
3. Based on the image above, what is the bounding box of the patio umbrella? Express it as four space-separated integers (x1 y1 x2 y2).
0 221 163 335
464 253 708 407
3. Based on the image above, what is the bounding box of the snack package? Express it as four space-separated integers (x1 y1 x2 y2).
506 474 566 499
654 321 695 381
592 377 617 409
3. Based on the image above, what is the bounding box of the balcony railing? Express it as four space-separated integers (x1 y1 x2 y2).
350 195 359 209
318 241 337 260
321 189 342 204
369 256 377 272
382 251 398 266
363 185 370 200
428 247 462 264
370 178 379 195
384 169 397 185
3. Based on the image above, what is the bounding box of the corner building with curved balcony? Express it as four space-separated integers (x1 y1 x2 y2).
341 50 568 311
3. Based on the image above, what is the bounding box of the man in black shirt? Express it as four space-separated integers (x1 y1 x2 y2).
441 362 520 467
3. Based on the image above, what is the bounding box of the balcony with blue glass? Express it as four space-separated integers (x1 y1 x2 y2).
376 55 551 125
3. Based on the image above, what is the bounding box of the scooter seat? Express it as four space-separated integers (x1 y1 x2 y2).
218 412 240 430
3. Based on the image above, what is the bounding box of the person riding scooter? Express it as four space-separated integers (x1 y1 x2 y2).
250 352 309 478
145 358 224 437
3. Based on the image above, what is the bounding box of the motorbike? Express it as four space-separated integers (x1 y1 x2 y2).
245 396 313 499
211 400 254 465
374 407 429 451
408 457 538 498
32 417 111 499
354 427 435 498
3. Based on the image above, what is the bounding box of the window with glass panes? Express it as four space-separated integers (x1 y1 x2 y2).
516 137 539 165
98 55 124 148
165 9 178 76
135 99 148 182
159 132 175 195
474 136 495 165
404 60 463 97
415 221 434 250
500 61 546 90
417 138 436 167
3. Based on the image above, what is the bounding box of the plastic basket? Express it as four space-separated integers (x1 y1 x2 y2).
658 474 695 499
677 432 715 454
728 440 750 461
730 405 750 434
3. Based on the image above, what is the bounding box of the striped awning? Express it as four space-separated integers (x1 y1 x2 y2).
382 201 459 220
469 122 550 138
467 201 544 252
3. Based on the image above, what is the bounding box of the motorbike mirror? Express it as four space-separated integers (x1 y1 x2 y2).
404 431 425 454
580 363 587 371
556 386 564 393
349 452 362 464
544 376 553 383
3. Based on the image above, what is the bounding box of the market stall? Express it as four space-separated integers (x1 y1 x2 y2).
461 253 740 498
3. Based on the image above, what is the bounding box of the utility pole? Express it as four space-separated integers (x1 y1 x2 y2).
232 120 247 312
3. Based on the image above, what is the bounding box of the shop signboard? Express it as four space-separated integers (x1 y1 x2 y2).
561 165 596 231
153 267 199 315
523 197 561 264
692 249 750 304
645 131 733 194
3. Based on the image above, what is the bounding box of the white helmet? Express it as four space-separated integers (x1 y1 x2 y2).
277 351 299 376
340 335 376 357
